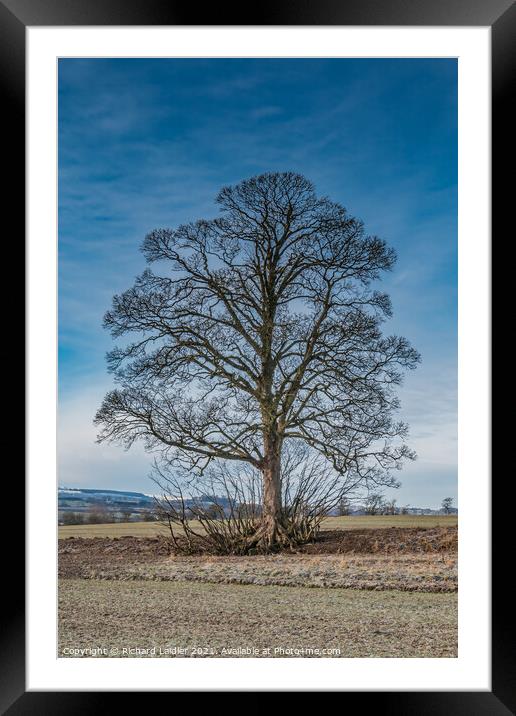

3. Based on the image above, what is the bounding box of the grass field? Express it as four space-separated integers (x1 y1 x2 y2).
59 514 457 658
59 578 457 658
58 513 457 539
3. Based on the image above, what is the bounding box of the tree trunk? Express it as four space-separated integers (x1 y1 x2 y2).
259 434 283 549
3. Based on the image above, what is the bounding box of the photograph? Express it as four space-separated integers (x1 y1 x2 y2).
57 57 458 660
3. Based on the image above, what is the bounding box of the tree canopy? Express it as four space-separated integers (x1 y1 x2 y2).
95 172 420 548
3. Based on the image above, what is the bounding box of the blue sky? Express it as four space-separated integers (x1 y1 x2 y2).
58 58 457 508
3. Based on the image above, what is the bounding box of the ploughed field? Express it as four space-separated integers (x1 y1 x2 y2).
58 516 457 658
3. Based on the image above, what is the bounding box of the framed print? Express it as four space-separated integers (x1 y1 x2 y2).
4 0 512 709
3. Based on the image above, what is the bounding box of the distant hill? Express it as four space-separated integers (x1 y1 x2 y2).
58 487 156 517
59 487 456 519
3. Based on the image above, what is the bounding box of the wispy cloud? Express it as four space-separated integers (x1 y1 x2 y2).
58 386 153 493
58 58 457 505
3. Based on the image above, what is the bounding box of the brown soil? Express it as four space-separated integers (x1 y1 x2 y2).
59 525 457 566
300 526 457 554
59 536 170 577
58 527 458 656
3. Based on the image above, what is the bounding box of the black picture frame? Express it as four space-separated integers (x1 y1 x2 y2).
5 0 512 710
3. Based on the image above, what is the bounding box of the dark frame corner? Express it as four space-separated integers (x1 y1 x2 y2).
6 0 513 711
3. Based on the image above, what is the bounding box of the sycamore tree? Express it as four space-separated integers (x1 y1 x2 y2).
95 172 419 550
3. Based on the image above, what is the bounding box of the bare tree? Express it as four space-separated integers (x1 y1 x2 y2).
86 510 106 525
364 492 386 516
336 496 351 516
84 502 113 524
61 511 84 526
95 172 419 551
441 497 454 515
141 509 159 522
384 498 398 515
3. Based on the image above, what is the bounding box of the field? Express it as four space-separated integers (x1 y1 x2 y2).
59 579 457 658
58 515 457 658
58 513 457 539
